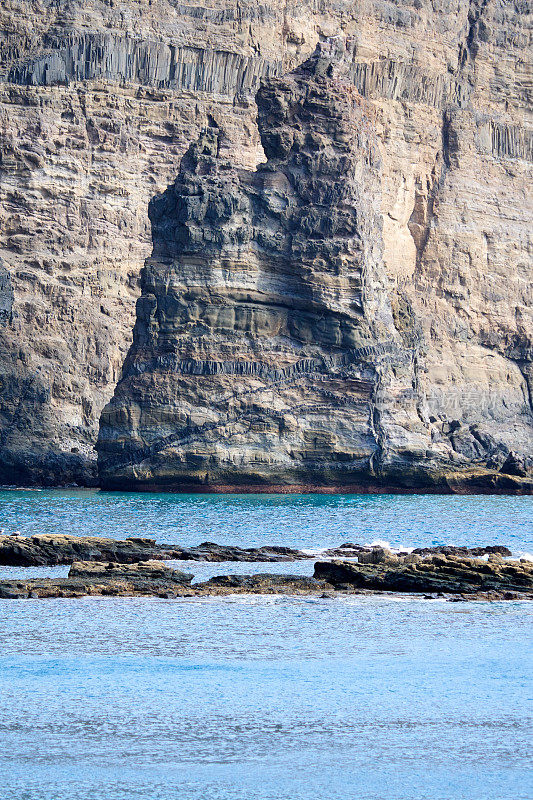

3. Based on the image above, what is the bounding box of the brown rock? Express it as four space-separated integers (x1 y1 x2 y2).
314 554 533 596
68 560 194 584
0 532 309 566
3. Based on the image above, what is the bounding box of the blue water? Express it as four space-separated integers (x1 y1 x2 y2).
0 491 532 800
1 488 532 551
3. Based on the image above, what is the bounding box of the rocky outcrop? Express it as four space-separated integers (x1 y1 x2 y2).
0 532 309 566
0 561 330 599
0 533 517 566
321 543 513 559
1 2 531 487
98 36 532 493
69 559 193 583
2 552 531 599
314 552 533 596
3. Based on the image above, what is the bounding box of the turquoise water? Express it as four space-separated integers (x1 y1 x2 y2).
1 489 532 551
0 491 532 800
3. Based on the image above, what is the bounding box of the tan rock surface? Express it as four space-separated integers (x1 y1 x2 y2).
98 35 532 492
0 1 531 485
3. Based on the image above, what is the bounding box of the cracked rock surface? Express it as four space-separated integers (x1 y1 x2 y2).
98 38 532 493
0 2 531 486
314 551 533 596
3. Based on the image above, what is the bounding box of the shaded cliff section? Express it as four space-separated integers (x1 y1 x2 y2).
97 40 532 494
0 0 306 487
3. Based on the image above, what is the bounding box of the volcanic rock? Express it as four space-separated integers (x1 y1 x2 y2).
0 562 329 599
0 4 531 487
68 559 194 583
0 533 308 566
314 554 533 596
97 35 533 494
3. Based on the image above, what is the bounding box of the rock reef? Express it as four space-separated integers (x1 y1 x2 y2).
98 37 532 493
0 533 307 566
314 550 533 597
1 548 531 600
0 560 330 599
0 533 514 568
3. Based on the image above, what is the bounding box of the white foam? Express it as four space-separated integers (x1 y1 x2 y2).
369 539 391 549
367 539 415 555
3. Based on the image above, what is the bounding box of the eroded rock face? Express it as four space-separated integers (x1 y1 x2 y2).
314 554 533 595
0 533 309 566
98 38 532 492
0 0 317 485
1 1 532 486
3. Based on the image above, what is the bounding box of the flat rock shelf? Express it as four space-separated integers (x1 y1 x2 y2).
0 537 531 601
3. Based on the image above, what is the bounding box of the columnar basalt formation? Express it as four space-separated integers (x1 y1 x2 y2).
97 39 532 492
0 1 532 486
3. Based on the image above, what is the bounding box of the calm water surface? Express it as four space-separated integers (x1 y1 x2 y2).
0 490 532 800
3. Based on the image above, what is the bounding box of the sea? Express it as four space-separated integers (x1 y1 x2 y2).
0 489 532 800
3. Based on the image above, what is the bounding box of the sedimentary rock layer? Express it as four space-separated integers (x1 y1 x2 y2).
0 533 307 566
0 533 512 567
0 0 308 484
98 35 532 492
314 552 533 595
1 552 531 599
1 1 531 485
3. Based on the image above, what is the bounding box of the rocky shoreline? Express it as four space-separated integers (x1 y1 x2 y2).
0 535 531 601
0 533 513 568
0 534 307 567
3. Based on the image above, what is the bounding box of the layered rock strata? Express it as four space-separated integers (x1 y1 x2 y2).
1 2 531 486
314 552 533 596
1 552 531 599
0 532 307 566
0 533 515 567
0 0 313 485
98 37 533 492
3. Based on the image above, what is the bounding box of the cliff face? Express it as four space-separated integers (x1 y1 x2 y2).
97 36 532 493
1 1 531 488
0 0 315 484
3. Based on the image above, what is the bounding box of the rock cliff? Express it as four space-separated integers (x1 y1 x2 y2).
0 0 314 484
0 1 531 487
98 36 532 492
